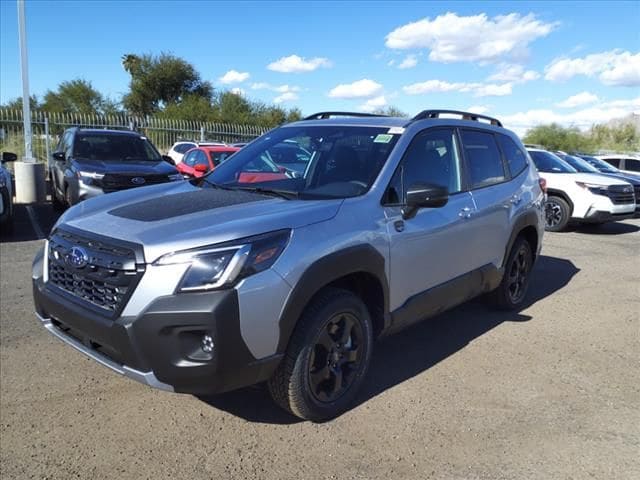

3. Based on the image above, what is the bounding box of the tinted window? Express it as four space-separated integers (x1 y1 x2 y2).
182 150 198 167
497 134 527 177
460 130 505 188
625 159 640 171
557 154 599 173
175 143 196 154
386 128 462 203
73 134 160 161
603 158 620 167
528 151 576 173
579 155 619 173
193 150 209 168
210 150 236 166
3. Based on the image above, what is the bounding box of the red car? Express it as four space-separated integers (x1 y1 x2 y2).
176 146 240 177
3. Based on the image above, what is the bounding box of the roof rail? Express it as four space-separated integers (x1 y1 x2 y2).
411 109 502 127
302 111 389 121
523 143 544 149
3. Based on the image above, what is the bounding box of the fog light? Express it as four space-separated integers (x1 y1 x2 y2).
201 335 214 353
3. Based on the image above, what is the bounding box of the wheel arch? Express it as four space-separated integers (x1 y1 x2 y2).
504 210 542 268
546 189 574 215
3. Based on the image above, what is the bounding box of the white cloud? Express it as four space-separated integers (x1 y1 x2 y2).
398 54 418 69
545 50 640 86
359 96 387 112
385 12 556 64
230 87 246 96
328 79 383 99
218 69 250 84
267 54 332 73
556 91 599 108
250 82 271 90
502 96 640 135
467 105 489 114
403 79 512 97
487 64 540 83
387 59 396 67
274 91 299 103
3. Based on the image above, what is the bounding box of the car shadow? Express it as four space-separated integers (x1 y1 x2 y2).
0 203 61 243
199 255 580 424
570 221 639 235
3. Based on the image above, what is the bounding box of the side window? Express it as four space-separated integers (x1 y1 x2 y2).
497 134 528 177
624 159 640 172
176 143 195 154
194 150 209 168
64 132 74 158
460 130 506 189
384 128 462 204
604 158 620 167
183 150 197 166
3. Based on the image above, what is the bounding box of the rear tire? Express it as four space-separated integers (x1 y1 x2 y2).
544 196 570 232
268 288 373 421
488 237 533 311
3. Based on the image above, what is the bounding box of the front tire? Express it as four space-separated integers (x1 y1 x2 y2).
488 237 534 310
268 288 373 421
544 196 570 232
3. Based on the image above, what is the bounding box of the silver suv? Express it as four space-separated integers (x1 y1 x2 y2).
32 110 545 421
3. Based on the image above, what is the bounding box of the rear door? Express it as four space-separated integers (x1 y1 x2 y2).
459 129 518 269
384 127 477 308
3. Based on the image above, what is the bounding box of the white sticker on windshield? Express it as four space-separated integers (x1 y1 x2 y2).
388 127 405 134
374 134 394 143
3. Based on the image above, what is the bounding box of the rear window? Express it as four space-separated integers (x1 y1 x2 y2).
460 130 506 189
624 159 640 172
497 134 528 177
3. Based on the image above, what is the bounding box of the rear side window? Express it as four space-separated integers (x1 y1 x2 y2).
624 159 640 172
497 134 528 177
604 158 620 167
460 130 506 189
175 143 196 154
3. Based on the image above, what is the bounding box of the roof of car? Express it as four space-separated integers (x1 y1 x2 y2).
288 116 409 128
190 145 240 152
75 128 141 136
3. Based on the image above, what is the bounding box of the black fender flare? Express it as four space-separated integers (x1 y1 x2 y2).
504 210 541 268
276 244 389 353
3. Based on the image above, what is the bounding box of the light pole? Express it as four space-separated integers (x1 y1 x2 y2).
14 0 45 204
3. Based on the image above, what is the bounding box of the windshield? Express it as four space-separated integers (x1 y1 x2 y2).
203 125 401 199
529 150 577 173
74 134 161 161
556 154 600 173
578 155 620 173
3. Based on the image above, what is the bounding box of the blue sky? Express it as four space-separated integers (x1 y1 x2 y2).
1 0 639 133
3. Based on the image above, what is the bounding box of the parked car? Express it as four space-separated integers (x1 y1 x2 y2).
33 109 545 421
555 152 640 215
264 140 313 175
596 154 640 175
167 141 227 164
527 148 635 231
50 128 183 209
0 151 17 229
176 146 240 178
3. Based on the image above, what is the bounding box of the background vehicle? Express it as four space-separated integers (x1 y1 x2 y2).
34 110 545 421
527 148 635 231
176 146 240 178
596 154 640 175
264 139 312 175
167 141 227 164
0 151 17 229
556 152 640 215
50 128 182 209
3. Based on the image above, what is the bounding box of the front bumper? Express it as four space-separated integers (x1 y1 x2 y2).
581 209 636 224
33 258 282 395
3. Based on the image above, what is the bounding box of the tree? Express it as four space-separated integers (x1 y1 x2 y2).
122 53 213 116
1 95 40 111
373 106 408 117
42 79 112 115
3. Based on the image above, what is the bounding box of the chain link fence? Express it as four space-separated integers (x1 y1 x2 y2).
0 109 269 162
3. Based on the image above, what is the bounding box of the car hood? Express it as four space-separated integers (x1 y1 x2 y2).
56 181 343 262
74 159 178 175
597 172 640 186
539 172 633 187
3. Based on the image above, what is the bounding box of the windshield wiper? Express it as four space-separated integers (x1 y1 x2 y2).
234 186 299 200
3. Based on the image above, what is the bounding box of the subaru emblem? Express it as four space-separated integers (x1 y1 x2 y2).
131 177 146 185
66 246 89 269
623 186 631 193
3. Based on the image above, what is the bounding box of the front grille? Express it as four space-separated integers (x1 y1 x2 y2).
47 229 144 316
606 185 635 205
101 173 170 192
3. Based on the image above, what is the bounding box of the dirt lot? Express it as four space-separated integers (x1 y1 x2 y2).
1 204 639 480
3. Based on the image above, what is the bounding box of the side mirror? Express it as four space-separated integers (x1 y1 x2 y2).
194 164 209 173
1 152 17 163
162 155 175 165
52 151 65 162
402 183 449 220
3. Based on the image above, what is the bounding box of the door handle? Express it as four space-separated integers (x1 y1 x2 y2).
459 207 473 219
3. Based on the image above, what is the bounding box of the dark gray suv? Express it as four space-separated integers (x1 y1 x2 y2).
33 110 545 420
49 128 182 209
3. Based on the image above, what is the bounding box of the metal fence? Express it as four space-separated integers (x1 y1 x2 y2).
0 109 269 161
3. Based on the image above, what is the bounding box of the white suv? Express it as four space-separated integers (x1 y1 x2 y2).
596 154 640 176
527 148 636 231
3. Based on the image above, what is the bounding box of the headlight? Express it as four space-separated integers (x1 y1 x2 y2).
154 229 291 292
168 174 183 181
77 171 104 185
575 181 608 195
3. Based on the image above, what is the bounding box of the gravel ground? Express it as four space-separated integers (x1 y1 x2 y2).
1 204 638 480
